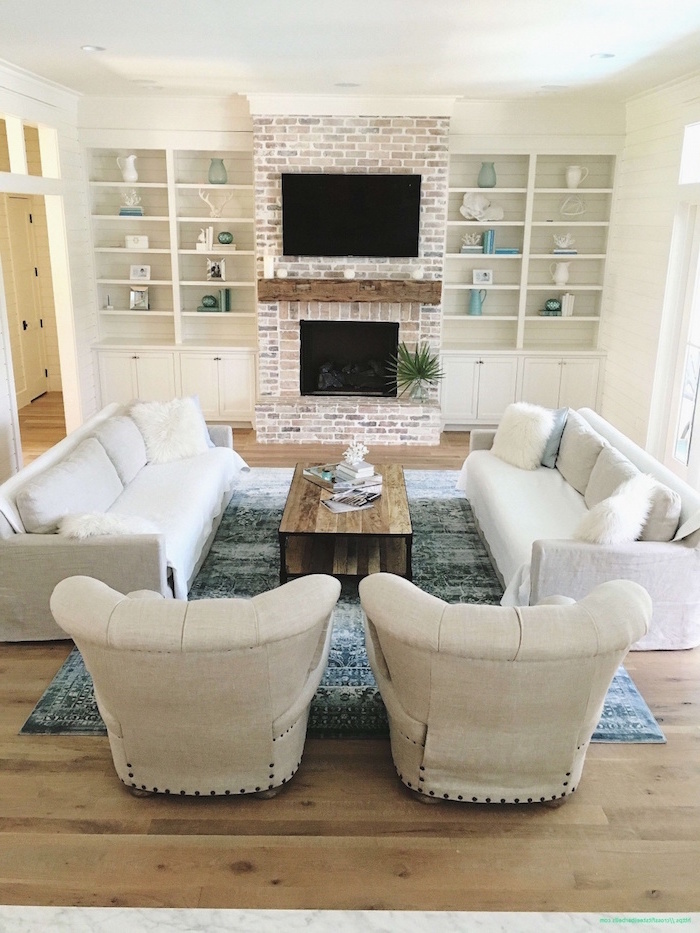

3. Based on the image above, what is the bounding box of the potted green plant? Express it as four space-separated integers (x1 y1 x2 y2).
388 341 444 402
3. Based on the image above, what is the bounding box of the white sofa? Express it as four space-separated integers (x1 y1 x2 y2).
458 407 700 650
0 400 249 641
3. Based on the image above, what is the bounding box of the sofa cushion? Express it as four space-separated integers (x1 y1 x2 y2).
585 446 681 542
15 438 124 534
130 397 211 464
491 403 555 471
541 407 569 469
93 415 148 485
59 512 160 539
574 474 655 545
555 410 607 495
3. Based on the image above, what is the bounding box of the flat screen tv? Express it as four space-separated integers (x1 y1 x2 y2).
281 172 421 258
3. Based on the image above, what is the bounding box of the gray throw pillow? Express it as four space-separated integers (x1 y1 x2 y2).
541 407 569 469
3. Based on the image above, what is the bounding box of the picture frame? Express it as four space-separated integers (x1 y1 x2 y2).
129 264 150 281
125 235 149 250
129 288 149 310
472 269 493 285
206 258 225 281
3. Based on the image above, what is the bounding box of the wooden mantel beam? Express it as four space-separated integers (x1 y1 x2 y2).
257 278 442 304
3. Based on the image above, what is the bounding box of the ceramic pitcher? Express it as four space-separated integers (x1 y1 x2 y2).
550 261 571 286
117 154 138 183
565 165 588 189
469 289 487 315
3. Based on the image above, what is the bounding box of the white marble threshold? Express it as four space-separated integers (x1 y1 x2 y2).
0 909 697 932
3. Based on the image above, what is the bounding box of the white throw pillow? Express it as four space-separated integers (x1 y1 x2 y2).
59 513 160 539
130 397 211 464
491 403 555 471
574 474 656 545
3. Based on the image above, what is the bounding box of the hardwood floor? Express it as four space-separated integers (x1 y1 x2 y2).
3 393 700 912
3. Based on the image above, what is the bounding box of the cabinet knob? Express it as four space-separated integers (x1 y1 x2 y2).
132 355 139 360
214 356 221 361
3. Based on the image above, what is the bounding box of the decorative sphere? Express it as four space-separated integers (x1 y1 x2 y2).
544 298 562 312
201 294 218 308
218 231 233 245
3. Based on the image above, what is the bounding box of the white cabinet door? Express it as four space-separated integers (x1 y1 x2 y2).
218 353 256 421
441 356 479 423
520 358 563 409
98 351 137 405
179 353 221 418
134 353 177 401
476 357 519 422
558 358 600 411
98 350 176 405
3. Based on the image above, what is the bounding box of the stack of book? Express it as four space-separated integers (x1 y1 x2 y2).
303 462 382 492
119 206 144 217
561 293 575 317
335 459 376 483
482 229 495 254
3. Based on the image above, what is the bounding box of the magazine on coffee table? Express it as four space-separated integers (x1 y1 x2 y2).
320 487 382 513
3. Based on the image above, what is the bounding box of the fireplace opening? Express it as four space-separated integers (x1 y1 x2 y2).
300 320 399 397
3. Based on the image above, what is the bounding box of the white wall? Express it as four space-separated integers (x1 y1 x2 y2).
600 74 700 446
0 62 97 478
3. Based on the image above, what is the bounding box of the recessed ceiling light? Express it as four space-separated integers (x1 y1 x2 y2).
81 45 105 52
590 52 615 59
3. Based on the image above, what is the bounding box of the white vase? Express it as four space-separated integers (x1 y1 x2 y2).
550 261 571 286
117 155 138 183
565 165 588 189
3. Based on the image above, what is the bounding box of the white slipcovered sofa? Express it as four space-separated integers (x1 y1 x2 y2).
360 573 651 805
0 398 249 641
458 407 700 650
50 573 341 797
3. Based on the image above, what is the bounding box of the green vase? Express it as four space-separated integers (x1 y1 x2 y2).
477 161 497 188
208 158 227 185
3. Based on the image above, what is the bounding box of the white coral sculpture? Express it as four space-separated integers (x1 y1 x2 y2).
553 233 576 249
343 439 369 466
462 232 482 246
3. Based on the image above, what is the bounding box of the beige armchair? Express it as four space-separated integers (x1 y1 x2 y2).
50 573 341 797
359 573 651 806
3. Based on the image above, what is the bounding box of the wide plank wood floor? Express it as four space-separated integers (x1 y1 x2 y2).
4 392 700 912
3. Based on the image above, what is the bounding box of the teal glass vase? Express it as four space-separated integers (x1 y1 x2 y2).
208 158 227 185
477 161 497 188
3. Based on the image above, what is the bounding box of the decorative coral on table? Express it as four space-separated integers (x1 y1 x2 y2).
343 439 369 467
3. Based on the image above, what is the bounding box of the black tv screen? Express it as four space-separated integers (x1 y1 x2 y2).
281 173 421 258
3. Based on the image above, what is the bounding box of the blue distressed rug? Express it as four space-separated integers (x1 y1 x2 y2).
21 468 665 744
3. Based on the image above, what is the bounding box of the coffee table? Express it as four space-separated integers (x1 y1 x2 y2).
278 463 413 584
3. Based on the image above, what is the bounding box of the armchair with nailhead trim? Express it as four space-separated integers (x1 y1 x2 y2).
359 573 651 807
50 573 341 798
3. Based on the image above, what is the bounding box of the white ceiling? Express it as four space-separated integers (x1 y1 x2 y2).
1 0 700 102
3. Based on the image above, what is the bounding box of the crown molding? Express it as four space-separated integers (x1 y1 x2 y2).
246 93 456 117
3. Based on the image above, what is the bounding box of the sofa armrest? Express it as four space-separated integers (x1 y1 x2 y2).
0 533 169 641
530 538 700 603
207 423 233 448
469 429 496 452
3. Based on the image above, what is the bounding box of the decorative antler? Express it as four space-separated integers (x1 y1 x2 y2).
198 188 235 219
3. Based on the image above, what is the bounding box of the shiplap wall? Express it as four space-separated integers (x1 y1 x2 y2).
601 74 700 446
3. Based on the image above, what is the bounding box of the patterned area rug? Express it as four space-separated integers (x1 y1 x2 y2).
20 468 665 743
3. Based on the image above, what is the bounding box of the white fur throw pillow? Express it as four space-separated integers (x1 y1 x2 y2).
130 397 211 464
491 403 556 471
574 473 656 545
59 513 160 539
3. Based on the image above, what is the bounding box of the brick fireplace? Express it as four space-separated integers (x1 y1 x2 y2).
252 111 450 445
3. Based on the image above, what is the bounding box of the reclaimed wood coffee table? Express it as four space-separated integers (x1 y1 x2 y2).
278 463 413 584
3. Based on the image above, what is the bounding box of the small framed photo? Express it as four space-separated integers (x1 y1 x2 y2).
129 288 149 310
472 269 493 285
129 264 150 281
206 258 225 281
125 235 149 250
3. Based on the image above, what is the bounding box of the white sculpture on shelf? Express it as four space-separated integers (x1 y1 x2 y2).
559 195 586 217
196 226 214 252
553 233 576 250
459 193 504 222
198 188 234 219
343 439 369 466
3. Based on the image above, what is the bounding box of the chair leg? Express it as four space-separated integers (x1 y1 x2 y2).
410 789 441 805
542 797 567 809
254 787 281 799
128 786 154 798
